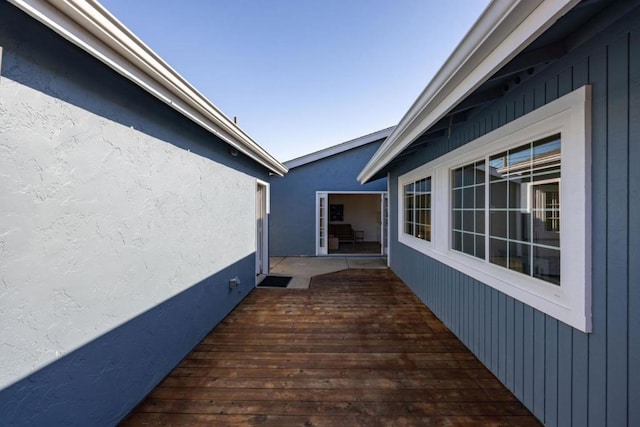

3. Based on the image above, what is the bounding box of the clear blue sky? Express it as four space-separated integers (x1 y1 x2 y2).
99 0 490 162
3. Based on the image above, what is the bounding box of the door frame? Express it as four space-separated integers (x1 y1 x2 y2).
315 191 388 256
256 180 269 284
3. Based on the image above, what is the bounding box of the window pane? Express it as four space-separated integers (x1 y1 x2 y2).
533 246 560 285
532 181 560 247
475 210 485 234
533 134 561 166
476 236 486 259
452 231 462 251
463 233 475 256
490 181 508 208
475 184 485 209
509 210 530 242
405 222 413 235
463 210 474 232
453 210 462 230
453 188 462 209
508 177 527 209
453 168 463 188
509 242 531 275
475 161 486 184
463 164 475 186
489 153 507 181
508 144 532 170
490 238 508 268
463 187 475 209
490 210 507 238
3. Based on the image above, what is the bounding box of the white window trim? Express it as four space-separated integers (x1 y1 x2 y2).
397 85 591 332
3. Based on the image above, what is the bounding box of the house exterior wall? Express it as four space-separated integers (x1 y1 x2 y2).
0 3 270 425
387 4 639 426
270 141 386 256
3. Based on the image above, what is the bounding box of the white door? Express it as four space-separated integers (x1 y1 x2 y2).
382 192 389 255
256 182 268 278
316 192 328 255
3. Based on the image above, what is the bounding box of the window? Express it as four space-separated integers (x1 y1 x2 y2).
487 135 561 285
403 177 432 241
397 86 591 332
451 161 485 259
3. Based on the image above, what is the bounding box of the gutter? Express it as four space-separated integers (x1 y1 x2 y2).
357 0 578 184
8 0 288 176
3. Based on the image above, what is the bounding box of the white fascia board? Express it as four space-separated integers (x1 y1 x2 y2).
284 126 395 170
358 0 579 184
8 0 288 176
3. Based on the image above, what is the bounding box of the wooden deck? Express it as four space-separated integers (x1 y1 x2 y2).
121 269 541 426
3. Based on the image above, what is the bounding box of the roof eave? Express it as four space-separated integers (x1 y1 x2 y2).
9 0 288 176
284 126 395 170
358 0 579 184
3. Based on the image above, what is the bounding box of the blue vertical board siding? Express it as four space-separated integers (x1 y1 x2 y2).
544 317 558 427
571 331 588 427
385 4 640 425
506 297 515 390
514 301 524 400
629 26 640 427
588 41 609 427
557 323 573 427
533 311 546 417
606 33 629 427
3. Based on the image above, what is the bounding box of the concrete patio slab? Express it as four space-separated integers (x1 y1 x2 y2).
267 256 387 289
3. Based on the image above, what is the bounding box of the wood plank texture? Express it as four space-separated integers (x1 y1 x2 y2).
121 269 540 426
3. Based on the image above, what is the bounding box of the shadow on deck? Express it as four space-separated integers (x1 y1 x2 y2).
121 269 540 426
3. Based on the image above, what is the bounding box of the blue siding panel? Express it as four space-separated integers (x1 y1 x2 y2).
587 41 609 427
514 300 524 400
557 323 573 427
384 4 638 426
570 329 586 427
533 311 546 418
606 33 629 427
629 26 640 427
544 317 558 427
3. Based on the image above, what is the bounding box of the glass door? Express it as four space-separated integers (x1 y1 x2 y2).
316 192 328 255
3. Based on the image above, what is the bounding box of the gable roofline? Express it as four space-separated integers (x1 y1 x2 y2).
284 126 395 170
8 0 288 176
358 0 579 184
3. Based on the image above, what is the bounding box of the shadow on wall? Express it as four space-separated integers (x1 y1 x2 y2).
0 253 256 426
0 1 265 178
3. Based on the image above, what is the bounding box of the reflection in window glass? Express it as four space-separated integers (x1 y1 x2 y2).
488 134 561 285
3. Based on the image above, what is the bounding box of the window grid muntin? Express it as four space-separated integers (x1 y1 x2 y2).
488 134 561 285
451 160 485 259
403 177 431 241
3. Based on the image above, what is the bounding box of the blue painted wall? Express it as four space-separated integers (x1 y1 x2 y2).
269 142 387 256
388 3 639 426
0 3 270 425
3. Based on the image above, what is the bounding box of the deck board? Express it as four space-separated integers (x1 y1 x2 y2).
121 269 540 426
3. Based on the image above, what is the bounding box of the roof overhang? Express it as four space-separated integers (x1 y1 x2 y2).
358 0 579 184
8 0 288 176
284 126 395 170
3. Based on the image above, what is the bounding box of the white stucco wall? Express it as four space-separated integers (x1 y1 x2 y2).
0 77 257 389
